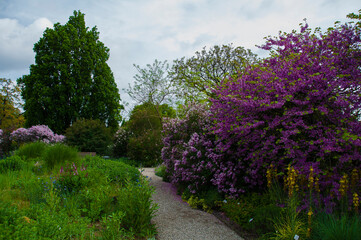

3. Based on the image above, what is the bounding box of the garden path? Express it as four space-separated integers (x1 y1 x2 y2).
142 168 244 240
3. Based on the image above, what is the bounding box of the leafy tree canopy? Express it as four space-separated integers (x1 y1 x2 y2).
18 10 122 134
127 102 176 136
0 78 24 130
124 59 177 123
169 44 259 101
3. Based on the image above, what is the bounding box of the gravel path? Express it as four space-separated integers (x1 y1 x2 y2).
142 168 244 240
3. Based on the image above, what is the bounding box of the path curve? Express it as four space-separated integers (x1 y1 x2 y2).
142 168 244 240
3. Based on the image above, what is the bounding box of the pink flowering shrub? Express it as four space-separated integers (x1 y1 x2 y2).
10 125 65 145
211 21 361 202
162 103 220 193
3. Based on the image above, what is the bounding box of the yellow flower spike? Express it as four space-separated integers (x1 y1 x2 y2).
315 177 320 193
353 193 359 211
267 168 272 189
339 174 349 198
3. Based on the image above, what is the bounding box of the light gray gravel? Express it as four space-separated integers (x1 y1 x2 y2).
142 168 244 240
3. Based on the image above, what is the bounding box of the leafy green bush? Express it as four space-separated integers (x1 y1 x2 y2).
112 127 132 158
43 144 79 169
127 129 163 167
83 156 140 184
116 177 158 236
14 141 47 161
155 164 170 181
65 119 112 155
0 155 30 173
55 161 93 196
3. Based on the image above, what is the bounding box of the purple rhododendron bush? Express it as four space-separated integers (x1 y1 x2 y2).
162 103 220 194
162 19 361 215
211 22 361 208
10 125 65 145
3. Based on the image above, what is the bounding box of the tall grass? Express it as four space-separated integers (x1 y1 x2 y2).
43 144 79 169
14 141 47 161
311 213 361 240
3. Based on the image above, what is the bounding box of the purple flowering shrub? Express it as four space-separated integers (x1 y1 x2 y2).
162 103 220 193
211 21 361 202
11 125 65 145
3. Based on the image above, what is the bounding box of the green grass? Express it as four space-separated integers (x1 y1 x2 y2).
14 141 47 161
0 148 158 239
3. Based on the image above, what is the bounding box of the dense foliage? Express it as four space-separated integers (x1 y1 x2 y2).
162 103 219 194
0 144 157 239
65 119 112 155
123 102 176 166
18 11 122 133
211 21 361 200
0 78 24 130
170 44 258 101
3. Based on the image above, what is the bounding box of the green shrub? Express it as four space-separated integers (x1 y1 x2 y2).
83 156 140 184
112 157 142 167
14 141 47 161
127 129 163 167
155 164 169 181
112 128 132 158
65 119 112 155
43 144 79 169
79 184 113 221
116 177 158 237
100 211 135 239
0 155 30 173
54 161 94 196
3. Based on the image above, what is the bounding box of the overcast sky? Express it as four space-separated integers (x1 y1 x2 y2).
0 0 359 115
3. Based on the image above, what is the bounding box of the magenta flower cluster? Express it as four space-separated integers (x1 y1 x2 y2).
10 125 65 144
162 20 361 208
211 22 361 196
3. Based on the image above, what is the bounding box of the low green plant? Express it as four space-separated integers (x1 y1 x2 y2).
54 161 92 196
182 194 212 213
100 211 135 240
79 185 113 221
84 156 140 184
14 141 47 161
311 212 361 240
155 164 167 178
268 195 307 240
113 157 142 167
0 150 158 239
42 143 79 170
0 155 30 173
116 177 158 237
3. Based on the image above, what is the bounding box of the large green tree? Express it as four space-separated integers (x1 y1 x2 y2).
18 11 122 133
170 44 259 100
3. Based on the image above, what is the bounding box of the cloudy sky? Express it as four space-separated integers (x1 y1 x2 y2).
0 0 359 114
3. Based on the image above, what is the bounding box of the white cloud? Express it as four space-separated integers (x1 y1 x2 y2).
0 17 52 71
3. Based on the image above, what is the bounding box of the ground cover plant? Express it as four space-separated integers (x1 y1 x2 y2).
161 10 361 239
0 142 158 239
